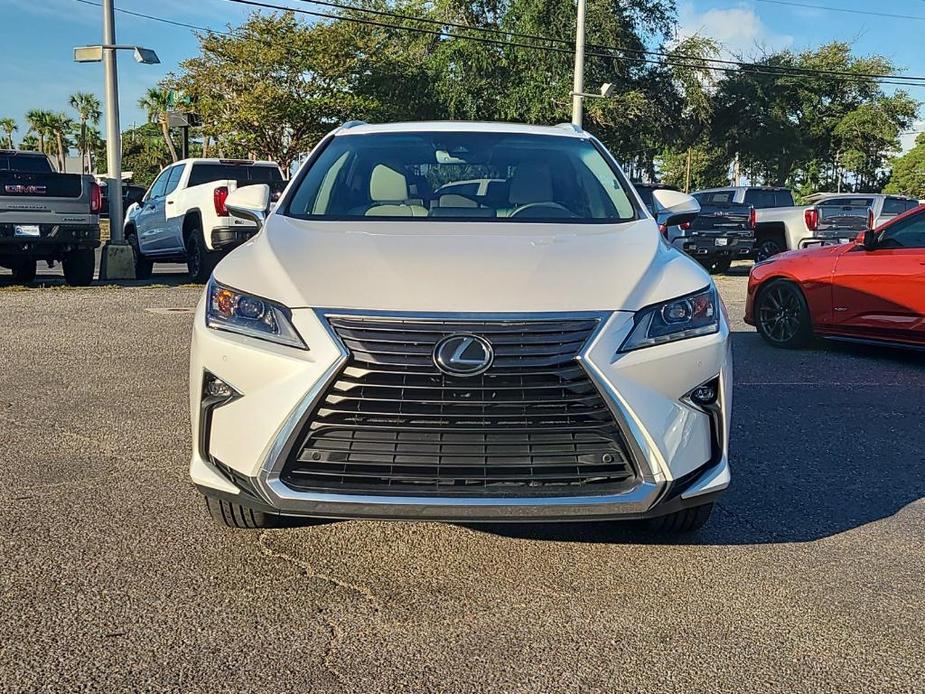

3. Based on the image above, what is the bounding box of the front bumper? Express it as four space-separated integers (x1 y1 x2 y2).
673 236 755 262
210 226 257 251
0 223 100 257
189 304 732 522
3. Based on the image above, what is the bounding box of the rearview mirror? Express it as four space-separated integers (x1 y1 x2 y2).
862 228 878 251
226 184 271 229
651 189 700 229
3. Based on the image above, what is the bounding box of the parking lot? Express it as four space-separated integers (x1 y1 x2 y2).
1 267 923 692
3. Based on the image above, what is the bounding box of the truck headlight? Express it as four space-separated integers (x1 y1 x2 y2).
206 278 307 349
620 287 719 352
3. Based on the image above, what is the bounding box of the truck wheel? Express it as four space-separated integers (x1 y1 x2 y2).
756 235 785 261
755 279 812 348
204 495 279 529
186 227 219 284
127 232 153 280
644 503 714 533
62 249 95 287
10 259 36 284
707 257 732 275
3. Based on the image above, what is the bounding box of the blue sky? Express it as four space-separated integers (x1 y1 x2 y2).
1 0 923 149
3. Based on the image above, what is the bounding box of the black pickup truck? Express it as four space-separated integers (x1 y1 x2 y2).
674 193 755 274
1 150 101 285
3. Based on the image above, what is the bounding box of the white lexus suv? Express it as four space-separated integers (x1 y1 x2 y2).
190 121 731 533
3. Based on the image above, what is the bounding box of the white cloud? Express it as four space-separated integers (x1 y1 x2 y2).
677 2 794 59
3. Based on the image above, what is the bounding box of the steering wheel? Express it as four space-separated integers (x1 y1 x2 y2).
508 202 575 218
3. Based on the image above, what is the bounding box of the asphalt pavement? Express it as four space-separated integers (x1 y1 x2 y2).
1 266 923 692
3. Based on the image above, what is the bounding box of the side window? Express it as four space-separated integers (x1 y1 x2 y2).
775 190 795 207
743 189 775 208
881 198 909 217
163 166 184 196
147 169 171 199
879 212 925 249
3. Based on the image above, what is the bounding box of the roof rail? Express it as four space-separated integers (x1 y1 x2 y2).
339 120 368 130
555 122 584 134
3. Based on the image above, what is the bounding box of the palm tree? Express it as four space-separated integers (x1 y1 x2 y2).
0 118 17 148
138 88 178 162
69 92 101 172
51 113 74 171
25 109 55 155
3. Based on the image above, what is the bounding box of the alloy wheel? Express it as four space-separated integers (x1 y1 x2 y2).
757 284 803 343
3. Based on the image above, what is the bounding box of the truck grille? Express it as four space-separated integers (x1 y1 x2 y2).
279 315 636 497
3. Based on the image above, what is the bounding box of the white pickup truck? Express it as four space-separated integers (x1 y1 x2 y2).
752 193 920 259
124 158 285 282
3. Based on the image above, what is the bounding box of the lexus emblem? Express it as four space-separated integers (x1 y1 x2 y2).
433 333 494 377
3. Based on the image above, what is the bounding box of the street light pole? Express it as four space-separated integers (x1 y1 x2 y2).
571 0 587 128
101 0 124 246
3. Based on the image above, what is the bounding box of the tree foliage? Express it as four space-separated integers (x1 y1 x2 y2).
884 133 925 199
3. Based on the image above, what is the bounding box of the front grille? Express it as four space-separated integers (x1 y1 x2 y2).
280 315 637 497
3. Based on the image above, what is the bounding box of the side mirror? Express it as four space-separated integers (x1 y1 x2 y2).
651 188 700 229
862 228 878 251
226 184 271 229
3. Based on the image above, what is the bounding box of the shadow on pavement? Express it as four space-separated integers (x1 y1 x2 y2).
469 333 925 546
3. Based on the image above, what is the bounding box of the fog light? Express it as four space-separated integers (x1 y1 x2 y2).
690 382 718 406
203 372 238 400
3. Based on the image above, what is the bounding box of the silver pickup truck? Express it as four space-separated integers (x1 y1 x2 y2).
1 150 101 285
753 193 920 259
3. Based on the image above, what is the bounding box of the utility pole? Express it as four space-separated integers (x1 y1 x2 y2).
98 0 133 279
684 148 692 193
571 0 587 128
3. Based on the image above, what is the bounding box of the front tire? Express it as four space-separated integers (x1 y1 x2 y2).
127 231 153 280
644 503 714 533
706 257 732 275
62 249 95 286
186 227 219 284
10 259 36 284
204 496 279 529
755 279 812 348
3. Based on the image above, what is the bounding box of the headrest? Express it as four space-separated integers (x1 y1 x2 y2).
370 164 408 202
508 164 554 205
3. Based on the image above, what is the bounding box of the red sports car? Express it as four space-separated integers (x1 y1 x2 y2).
745 204 925 349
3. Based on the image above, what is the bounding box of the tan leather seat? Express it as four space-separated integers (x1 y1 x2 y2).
364 165 428 217
498 165 554 217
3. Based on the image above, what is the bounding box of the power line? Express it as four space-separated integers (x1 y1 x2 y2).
293 0 925 85
73 0 231 34
752 0 925 22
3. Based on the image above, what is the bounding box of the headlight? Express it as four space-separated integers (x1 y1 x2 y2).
206 279 307 349
620 287 719 352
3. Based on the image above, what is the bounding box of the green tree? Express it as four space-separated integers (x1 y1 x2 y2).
172 12 385 171
69 92 101 172
711 43 917 189
138 87 179 162
25 109 55 155
0 117 17 148
884 133 925 198
46 113 74 171
121 122 172 187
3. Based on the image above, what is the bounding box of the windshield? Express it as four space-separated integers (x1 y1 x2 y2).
283 132 637 223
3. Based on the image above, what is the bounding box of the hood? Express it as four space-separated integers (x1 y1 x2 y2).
214 215 711 313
